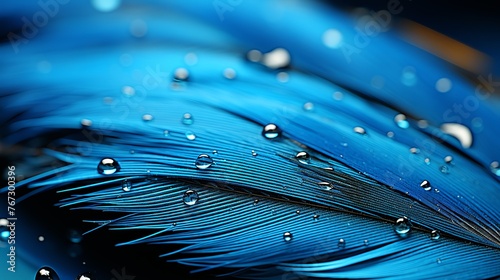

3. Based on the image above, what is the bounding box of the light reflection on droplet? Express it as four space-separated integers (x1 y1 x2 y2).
440 123 473 148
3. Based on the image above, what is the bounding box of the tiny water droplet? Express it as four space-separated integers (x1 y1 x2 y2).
410 147 420 154
172 222 177 226
185 131 196 140
440 165 449 174
295 151 310 164
223 68 236 79
444 155 453 163
183 190 199 206
394 114 409 129
142 114 153 121
490 161 500 176
283 231 293 242
182 113 194 125
337 238 346 248
163 130 170 137
313 214 320 221
424 158 431 165
420 180 431 191
387 131 395 138
195 154 213 169
68 229 82 243
122 85 135 96
303 102 314 111
251 150 258 156
262 123 282 139
212 150 218 155
296 210 301 214
353 126 366 135
363 239 369 246
434 188 440 193
436 258 442 264
430 230 441 240
394 216 412 235
35 266 60 280
122 180 132 192
97 158 120 175
253 199 259 205
76 272 93 280
174 67 189 81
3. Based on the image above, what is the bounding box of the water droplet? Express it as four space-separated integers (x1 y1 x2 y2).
337 238 346 248
223 68 236 79
313 214 320 221
401 66 417 86
251 150 258 156
195 154 213 169
174 67 189 81
262 123 282 139
122 180 132 192
424 158 431 165
247 49 262 62
182 113 194 125
183 190 199 206
295 151 310 164
283 231 293 242
490 161 500 176
332 91 343 100
172 222 177 227
394 216 412 235
35 266 60 280
38 235 44 242
323 29 343 48
440 165 449 174
363 239 369 246
440 123 473 148
212 150 218 155
444 156 453 163
394 114 410 129
130 19 147 38
436 258 442 264
318 182 333 190
295 210 301 214
430 230 441 240
262 48 290 69
91 0 121 12
303 102 314 111
142 114 153 121
163 130 170 137
122 85 135 96
68 229 82 243
253 199 259 205
435 78 452 93
420 180 431 191
97 158 120 175
185 131 196 140
80 119 92 127
76 272 93 280
410 147 420 154
353 126 366 135
277 72 289 83
387 131 395 138
417 120 429 128
184 52 198 66
434 188 440 193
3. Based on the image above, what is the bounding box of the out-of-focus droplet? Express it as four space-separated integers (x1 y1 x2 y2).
387 131 394 138
401 66 417 86
262 123 282 139
122 180 132 192
247 49 262 62
332 91 343 100
363 239 369 246
195 154 213 169
130 19 147 38
322 29 343 49
80 119 92 127
37 60 52 74
163 130 170 137
303 102 314 111
174 67 189 81
435 78 452 93
97 158 120 175
420 180 431 191
424 158 431 165
185 52 198 66
277 72 289 83
353 126 366 135
440 165 450 174
410 147 419 154
183 190 199 206
185 131 196 140
91 0 121 12
444 156 453 163
35 266 60 280
440 123 473 148
490 161 500 176
68 229 82 244
295 151 310 164
394 114 409 129
430 230 441 240
223 68 236 79
262 48 290 69
182 113 194 125
394 216 412 235
283 232 293 242
122 85 135 96
142 114 153 121
38 235 44 242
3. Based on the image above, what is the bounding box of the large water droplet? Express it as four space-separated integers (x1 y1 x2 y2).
353 126 366 135
185 131 196 140
97 158 120 175
122 180 132 192
262 123 282 139
424 158 431 165
195 154 213 169
182 113 194 125
183 190 199 206
430 230 441 240
394 216 412 235
420 180 431 191
394 114 410 129
283 231 293 242
35 266 60 280
490 161 500 176
295 151 310 164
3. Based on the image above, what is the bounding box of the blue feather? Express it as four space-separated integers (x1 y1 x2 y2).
1 0 499 279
